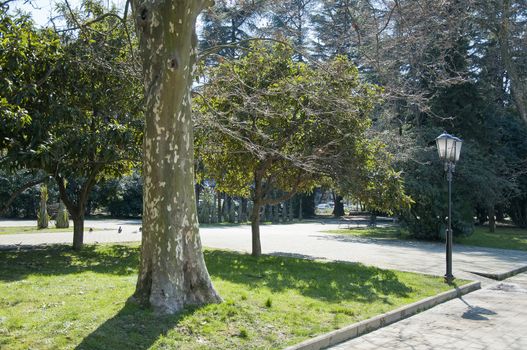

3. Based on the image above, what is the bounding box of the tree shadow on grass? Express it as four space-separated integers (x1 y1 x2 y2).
205 250 414 303
0 244 413 304
0 244 140 282
75 301 186 350
1 245 416 349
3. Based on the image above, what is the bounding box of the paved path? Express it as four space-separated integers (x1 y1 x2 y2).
330 272 527 350
1 220 526 284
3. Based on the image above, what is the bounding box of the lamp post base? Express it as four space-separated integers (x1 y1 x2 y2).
444 274 455 285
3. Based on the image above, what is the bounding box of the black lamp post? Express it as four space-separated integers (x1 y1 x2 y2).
436 132 463 284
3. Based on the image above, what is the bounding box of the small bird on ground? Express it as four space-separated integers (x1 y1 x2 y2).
118 226 122 234
89 228 93 232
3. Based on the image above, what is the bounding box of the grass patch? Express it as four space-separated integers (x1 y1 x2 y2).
325 225 527 252
0 244 465 350
324 226 409 239
0 226 109 235
456 226 527 251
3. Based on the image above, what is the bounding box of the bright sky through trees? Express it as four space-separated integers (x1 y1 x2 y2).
10 0 125 27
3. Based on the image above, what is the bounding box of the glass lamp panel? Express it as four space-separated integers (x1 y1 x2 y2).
454 138 462 162
436 138 445 159
445 136 456 161
436 133 450 160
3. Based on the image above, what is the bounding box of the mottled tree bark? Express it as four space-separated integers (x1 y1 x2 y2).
131 0 221 313
240 198 248 222
282 201 288 222
272 204 280 224
217 191 222 223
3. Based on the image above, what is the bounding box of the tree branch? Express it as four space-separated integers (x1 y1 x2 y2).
0 176 49 215
261 173 303 206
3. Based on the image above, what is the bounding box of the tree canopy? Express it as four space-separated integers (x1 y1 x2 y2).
0 5 143 248
195 42 410 255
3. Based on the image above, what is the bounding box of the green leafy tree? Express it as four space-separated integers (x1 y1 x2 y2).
91 171 143 217
0 7 143 249
0 169 49 218
0 10 61 147
196 42 410 256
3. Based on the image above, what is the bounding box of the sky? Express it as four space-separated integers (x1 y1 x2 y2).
10 0 126 28
10 0 58 27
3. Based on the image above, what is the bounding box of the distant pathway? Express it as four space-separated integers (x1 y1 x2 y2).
1 219 526 284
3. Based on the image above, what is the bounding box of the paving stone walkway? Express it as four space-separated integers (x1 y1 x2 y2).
330 272 527 350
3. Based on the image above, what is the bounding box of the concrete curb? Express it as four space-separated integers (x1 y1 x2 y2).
284 281 481 350
468 265 527 281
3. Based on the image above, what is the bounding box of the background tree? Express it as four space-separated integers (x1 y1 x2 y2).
310 0 362 60
474 0 527 123
92 171 143 217
199 0 264 61
0 170 49 217
258 0 314 61
196 42 409 256
0 4 143 249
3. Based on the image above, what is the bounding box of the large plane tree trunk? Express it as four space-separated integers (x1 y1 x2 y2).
131 0 221 314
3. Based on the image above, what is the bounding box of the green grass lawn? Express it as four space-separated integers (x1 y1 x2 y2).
456 226 527 251
325 226 527 251
0 244 463 350
324 226 409 239
0 226 110 235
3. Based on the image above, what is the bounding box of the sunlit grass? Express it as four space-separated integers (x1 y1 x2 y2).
324 226 409 239
324 225 527 252
0 244 465 349
456 226 527 251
